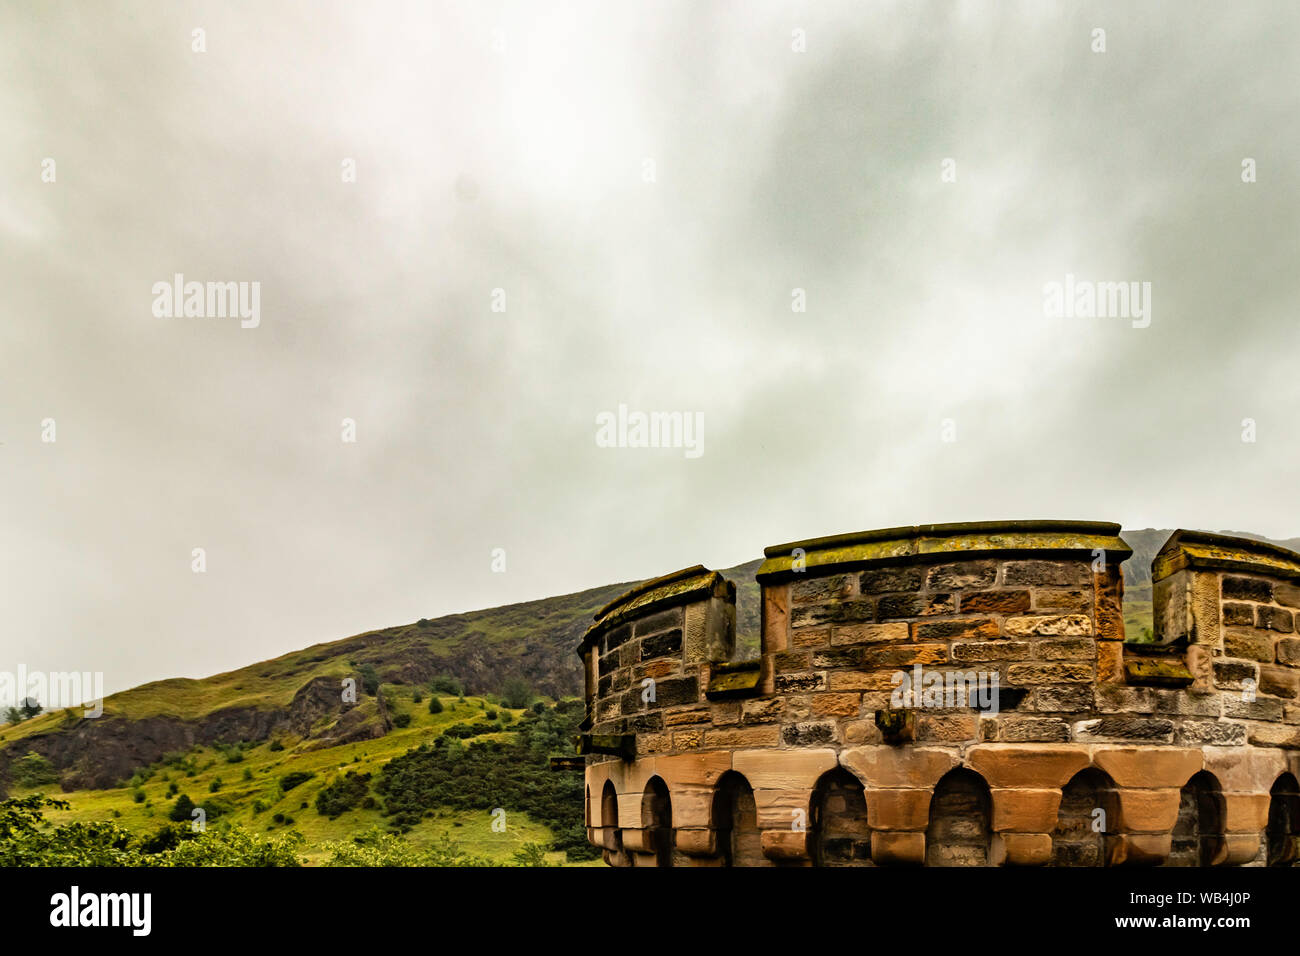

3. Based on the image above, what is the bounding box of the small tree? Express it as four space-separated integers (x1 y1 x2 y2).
428 697 443 714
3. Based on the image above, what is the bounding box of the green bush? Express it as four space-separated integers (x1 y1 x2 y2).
268 740 285 752
428 697 443 714
12 752 59 788
279 771 316 792
392 713 412 728
315 771 373 819
169 794 196 822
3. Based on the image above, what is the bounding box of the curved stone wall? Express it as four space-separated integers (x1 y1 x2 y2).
578 521 1300 866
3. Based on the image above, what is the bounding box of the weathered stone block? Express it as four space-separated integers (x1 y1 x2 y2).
990 788 1061 832
1259 664 1300 699
959 590 1031 614
952 640 1031 662
1003 561 1089 587
1006 662 1093 684
791 626 830 647
1073 717 1174 742
1003 614 1092 637
701 724 781 749
1222 629 1274 662
741 697 783 724
1035 638 1094 660
634 607 683 637
781 721 837 746
1030 685 1093 712
877 593 955 620
1257 605 1295 633
912 619 999 642
999 717 1070 742
653 676 700 708
926 561 997 590
865 787 932 830
859 566 925 594
915 712 978 742
1222 602 1256 626
1115 788 1182 832
640 628 682 660
1032 590 1091 612
790 600 874 628
774 672 826 693
1275 582 1300 609
1223 576 1273 603
1278 638 1300 665
791 574 856 605
1092 747 1202 787
1223 696 1284 721
1214 659 1258 689
812 692 862 719
968 746 1089 788
830 622 909 645
1176 720 1245 746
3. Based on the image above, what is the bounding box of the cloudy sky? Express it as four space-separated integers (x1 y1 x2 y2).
3 0 1297 698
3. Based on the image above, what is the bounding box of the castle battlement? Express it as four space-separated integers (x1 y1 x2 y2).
578 521 1300 866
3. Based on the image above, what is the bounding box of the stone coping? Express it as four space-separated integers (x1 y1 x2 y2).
1153 529 1300 583
579 565 725 652
757 520 1131 582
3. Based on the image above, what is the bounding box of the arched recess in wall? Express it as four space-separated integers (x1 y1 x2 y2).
1266 773 1300 867
601 780 627 867
711 771 761 867
811 767 871 867
1166 771 1226 867
641 776 673 867
926 768 992 866
1052 768 1119 866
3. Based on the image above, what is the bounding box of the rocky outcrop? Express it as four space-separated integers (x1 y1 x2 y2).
0 675 377 791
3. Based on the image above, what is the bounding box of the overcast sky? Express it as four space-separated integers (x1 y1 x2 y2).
3 0 1298 699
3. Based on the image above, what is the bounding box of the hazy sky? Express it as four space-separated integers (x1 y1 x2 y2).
3 0 1298 698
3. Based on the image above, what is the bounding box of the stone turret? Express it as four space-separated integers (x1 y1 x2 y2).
576 520 1300 867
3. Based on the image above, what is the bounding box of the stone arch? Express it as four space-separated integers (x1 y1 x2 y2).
600 780 628 866
925 768 992 866
810 767 872 866
1166 771 1226 866
641 776 673 867
712 770 762 866
1051 768 1119 866
1266 772 1300 867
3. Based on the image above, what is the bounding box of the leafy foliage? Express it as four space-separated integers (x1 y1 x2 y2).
0 795 303 866
374 700 596 859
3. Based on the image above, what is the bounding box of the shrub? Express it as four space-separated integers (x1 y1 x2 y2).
501 677 535 710
429 675 463 696
279 771 316 792
315 771 373 819
484 709 497 720
358 664 380 696
169 794 196 822
11 752 58 788
132 789 146 804
268 740 285 752
392 713 412 728
428 697 443 714
411 690 423 704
